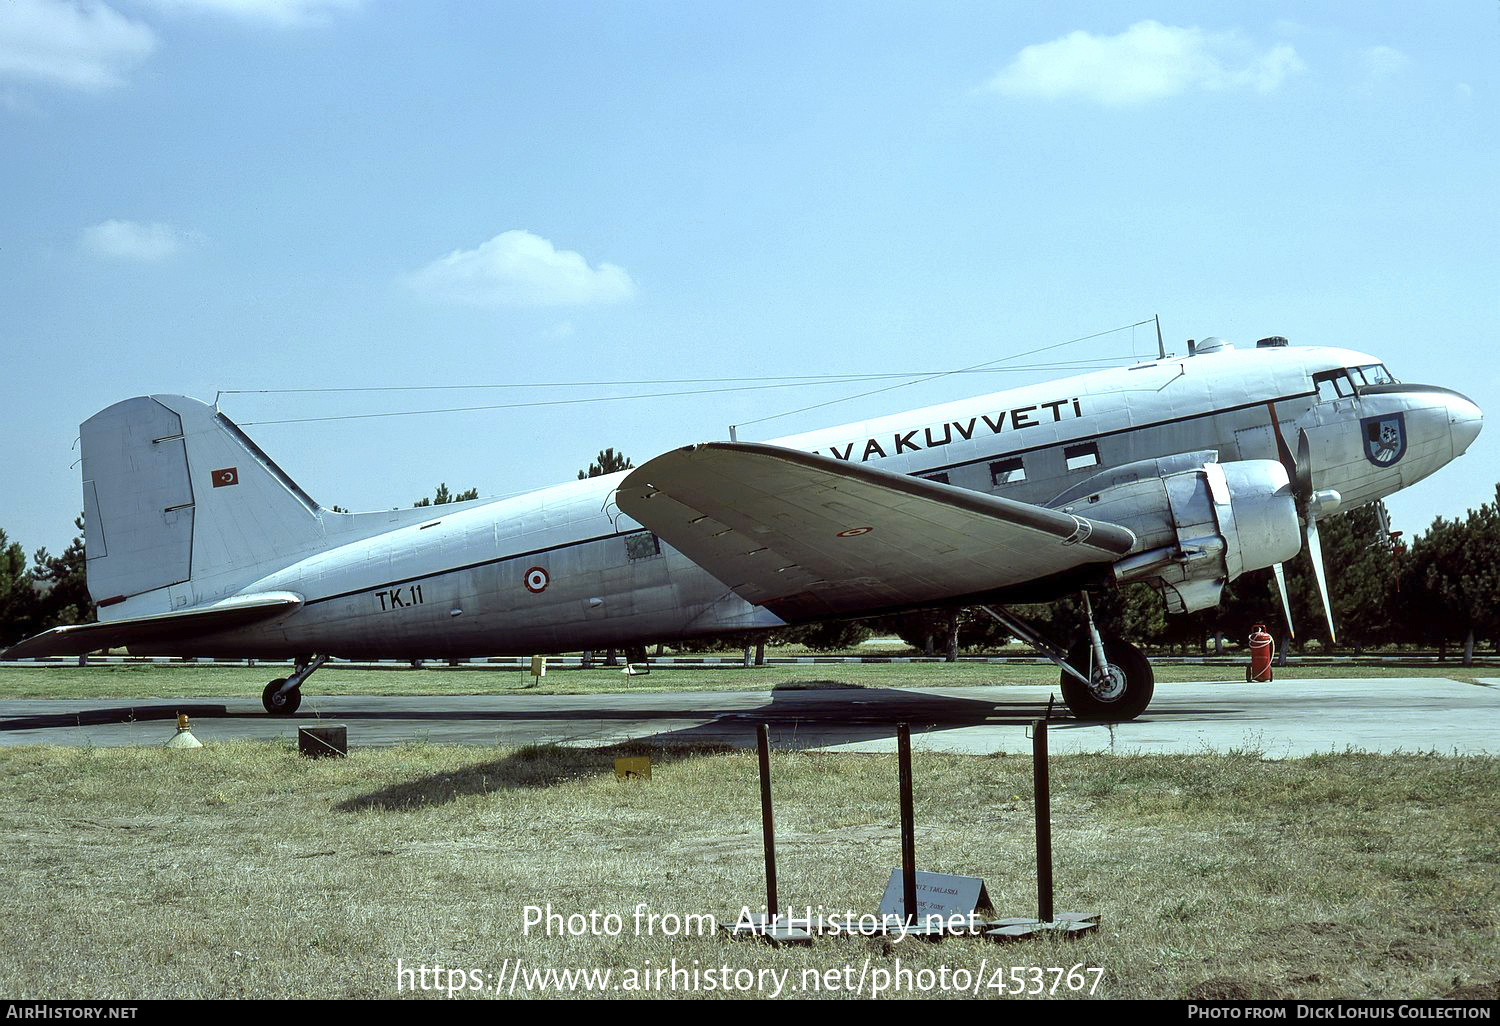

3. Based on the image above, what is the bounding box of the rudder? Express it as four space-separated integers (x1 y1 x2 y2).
83 395 327 613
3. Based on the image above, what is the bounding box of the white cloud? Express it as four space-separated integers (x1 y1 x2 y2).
407 231 637 308
141 0 364 27
80 219 198 261
0 0 357 95
0 0 156 92
986 21 1305 106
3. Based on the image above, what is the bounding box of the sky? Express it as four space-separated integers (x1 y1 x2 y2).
2 1 1497 561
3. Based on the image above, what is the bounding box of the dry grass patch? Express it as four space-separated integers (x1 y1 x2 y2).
0 742 1495 1000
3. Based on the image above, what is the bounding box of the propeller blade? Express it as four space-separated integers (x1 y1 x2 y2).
1267 403 1334 643
1272 562 1294 638
1294 428 1314 503
1266 402 1299 490
1304 516 1338 645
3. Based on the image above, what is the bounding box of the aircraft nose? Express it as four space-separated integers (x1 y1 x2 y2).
1448 390 1483 457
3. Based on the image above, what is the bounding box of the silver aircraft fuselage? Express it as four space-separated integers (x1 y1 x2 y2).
88 341 1487 658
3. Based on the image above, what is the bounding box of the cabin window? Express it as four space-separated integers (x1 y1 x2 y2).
624 532 661 561
1064 443 1100 472
920 471 950 485
990 457 1026 486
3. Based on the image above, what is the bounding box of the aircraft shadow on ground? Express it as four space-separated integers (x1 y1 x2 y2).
1 687 1038 735
0 686 1235 745
329 684 1018 811
0 687 1251 811
327 687 1231 811
332 740 738 811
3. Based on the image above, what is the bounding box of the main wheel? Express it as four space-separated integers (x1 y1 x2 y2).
1058 636 1154 721
262 678 302 715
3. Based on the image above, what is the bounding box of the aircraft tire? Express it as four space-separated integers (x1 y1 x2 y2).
1059 636 1154 721
262 678 302 716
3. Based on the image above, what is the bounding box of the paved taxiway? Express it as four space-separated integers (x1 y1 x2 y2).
1 677 1495 756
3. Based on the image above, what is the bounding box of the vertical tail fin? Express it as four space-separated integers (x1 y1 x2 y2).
83 395 327 613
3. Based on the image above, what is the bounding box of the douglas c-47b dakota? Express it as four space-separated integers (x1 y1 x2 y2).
3 335 1482 721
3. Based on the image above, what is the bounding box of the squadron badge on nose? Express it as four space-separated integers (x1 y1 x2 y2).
1361 412 1407 466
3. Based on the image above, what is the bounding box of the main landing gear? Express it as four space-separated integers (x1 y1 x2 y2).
1056 634 1154 721
979 596 1155 722
261 654 329 715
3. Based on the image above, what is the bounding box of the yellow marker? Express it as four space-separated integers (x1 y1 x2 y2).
166 713 203 749
614 756 651 780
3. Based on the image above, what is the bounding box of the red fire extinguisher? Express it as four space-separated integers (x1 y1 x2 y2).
1247 623 1274 682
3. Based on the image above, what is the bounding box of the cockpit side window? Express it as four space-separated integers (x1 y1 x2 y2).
1313 369 1356 402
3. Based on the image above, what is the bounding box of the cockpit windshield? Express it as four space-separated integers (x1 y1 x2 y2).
1313 363 1397 401
1351 363 1396 386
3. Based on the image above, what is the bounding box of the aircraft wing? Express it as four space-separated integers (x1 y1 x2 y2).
1 592 303 660
616 442 1136 621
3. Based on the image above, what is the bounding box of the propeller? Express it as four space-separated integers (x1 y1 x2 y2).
1271 562 1294 637
1266 403 1342 643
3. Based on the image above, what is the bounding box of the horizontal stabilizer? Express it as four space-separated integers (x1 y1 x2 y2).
617 443 1135 621
2 592 302 660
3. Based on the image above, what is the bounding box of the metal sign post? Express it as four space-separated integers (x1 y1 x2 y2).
898 723 918 925
757 722 779 917
1033 718 1053 924
724 724 811 944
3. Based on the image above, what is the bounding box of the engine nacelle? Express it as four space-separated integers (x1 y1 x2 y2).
1048 454 1302 613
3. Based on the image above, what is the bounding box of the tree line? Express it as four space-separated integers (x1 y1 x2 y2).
5 479 1498 661
1 518 91 648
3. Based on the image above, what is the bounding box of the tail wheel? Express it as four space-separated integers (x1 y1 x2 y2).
1059 636 1154 721
262 678 302 716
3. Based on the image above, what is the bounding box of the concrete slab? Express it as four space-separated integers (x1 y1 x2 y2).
819 677 1500 757
1 678 1495 757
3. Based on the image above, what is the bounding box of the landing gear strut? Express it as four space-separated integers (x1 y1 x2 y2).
261 654 329 715
979 599 1155 722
